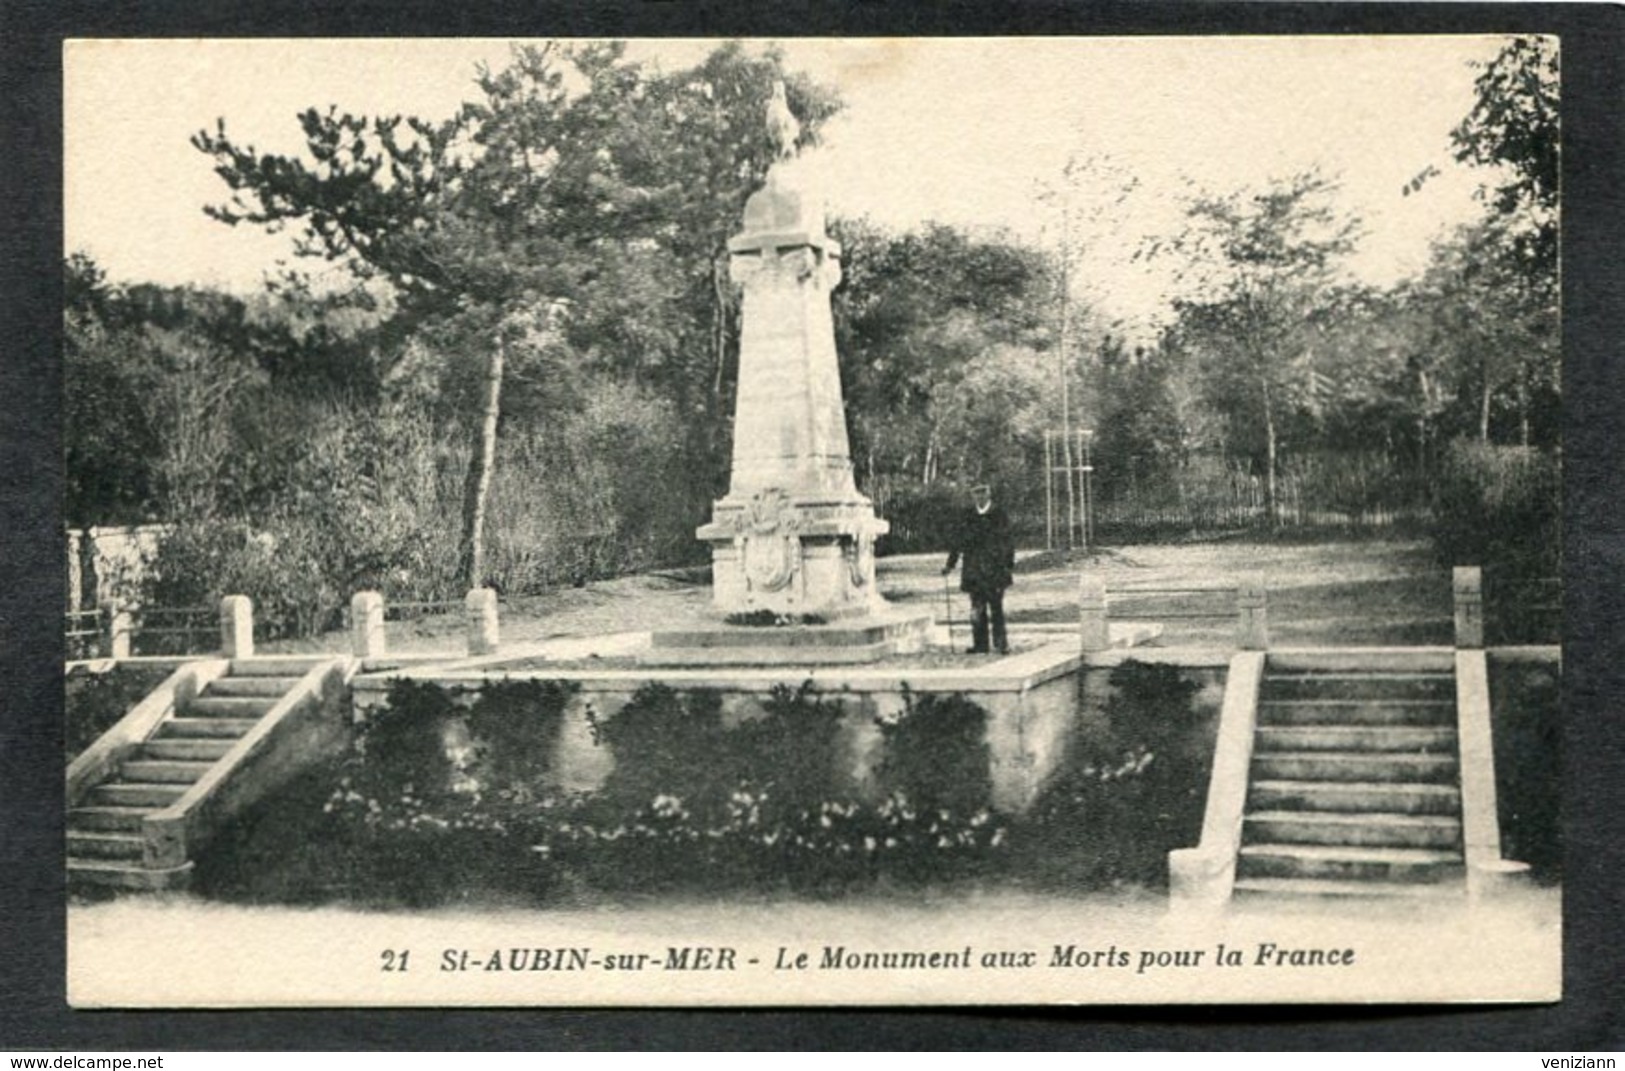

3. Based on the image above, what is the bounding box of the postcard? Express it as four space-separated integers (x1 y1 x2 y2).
61 34 1562 1008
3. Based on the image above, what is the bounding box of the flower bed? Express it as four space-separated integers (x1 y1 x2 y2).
192 662 1215 906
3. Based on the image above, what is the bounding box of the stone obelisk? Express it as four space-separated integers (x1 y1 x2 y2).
694 84 890 620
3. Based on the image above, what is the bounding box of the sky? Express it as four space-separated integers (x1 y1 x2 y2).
64 36 1512 333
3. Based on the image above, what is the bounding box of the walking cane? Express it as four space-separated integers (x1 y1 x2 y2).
941 569 957 650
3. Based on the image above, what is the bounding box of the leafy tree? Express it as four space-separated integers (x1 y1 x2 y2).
65 257 158 527
192 42 840 587
932 341 1054 493
832 219 1054 494
1092 336 1188 495
1444 36 1559 446
1401 35 1559 449
1157 172 1362 524
1405 216 1558 446
1450 35 1558 278
65 257 278 527
1298 286 1439 470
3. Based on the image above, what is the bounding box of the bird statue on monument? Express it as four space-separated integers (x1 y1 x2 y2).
765 80 800 161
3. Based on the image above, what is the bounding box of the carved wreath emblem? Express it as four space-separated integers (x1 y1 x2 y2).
736 488 799 592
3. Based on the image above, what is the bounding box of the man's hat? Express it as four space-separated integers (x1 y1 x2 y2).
972 484 992 495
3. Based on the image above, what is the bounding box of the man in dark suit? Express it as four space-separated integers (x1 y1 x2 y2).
942 483 1015 654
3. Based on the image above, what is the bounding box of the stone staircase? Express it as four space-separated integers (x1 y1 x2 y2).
1234 653 1466 900
68 656 339 891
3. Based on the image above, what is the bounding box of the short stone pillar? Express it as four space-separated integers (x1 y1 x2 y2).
465 587 499 656
351 591 386 658
220 594 254 659
99 598 131 660
1079 575 1110 652
1453 566 1484 648
67 530 83 612
1236 579 1269 651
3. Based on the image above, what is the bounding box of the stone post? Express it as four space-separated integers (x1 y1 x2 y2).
67 529 83 612
1079 575 1110 653
1453 566 1484 649
351 591 386 659
1236 578 1269 651
220 594 254 659
99 598 131 660
465 587 499 656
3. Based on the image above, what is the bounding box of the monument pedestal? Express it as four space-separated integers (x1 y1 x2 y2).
696 492 888 619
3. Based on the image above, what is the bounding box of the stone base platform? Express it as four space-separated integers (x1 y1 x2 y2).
640 607 933 666
356 638 1085 814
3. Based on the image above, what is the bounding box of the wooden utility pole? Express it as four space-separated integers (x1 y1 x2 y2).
459 327 506 590
1057 194 1078 552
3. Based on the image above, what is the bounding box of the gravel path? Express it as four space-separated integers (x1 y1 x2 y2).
281 538 1450 656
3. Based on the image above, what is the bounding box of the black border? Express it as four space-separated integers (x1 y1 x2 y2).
4 1 1621 1050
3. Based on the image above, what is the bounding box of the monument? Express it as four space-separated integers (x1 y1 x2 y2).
646 84 932 664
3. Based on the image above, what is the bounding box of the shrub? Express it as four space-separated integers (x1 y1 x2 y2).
739 683 849 811
588 684 734 807
1488 657 1561 883
198 667 1232 907
484 385 704 592
140 403 465 642
465 679 577 795
562 683 1004 895
190 755 363 905
302 678 578 905
301 679 1007 903
1432 439 1560 578
65 663 173 761
1012 661 1209 890
145 521 340 642
876 690 993 815
355 678 466 801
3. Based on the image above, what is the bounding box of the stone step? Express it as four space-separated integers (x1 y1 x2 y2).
639 640 901 666
154 717 259 739
1257 699 1456 727
85 782 188 808
1249 780 1461 815
183 696 277 719
1251 751 1457 784
1244 810 1463 849
1233 876 1465 900
67 858 192 891
1266 649 1453 674
140 738 236 762
228 657 327 677
66 830 145 860
648 612 932 650
1237 843 1465 884
1261 673 1454 702
67 806 152 833
1254 726 1458 753
204 676 303 698
120 759 218 784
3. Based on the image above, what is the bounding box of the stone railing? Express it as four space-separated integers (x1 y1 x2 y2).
69 595 253 661
1078 576 1268 652
347 589 501 659
1168 650 1266 907
71 590 504 663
